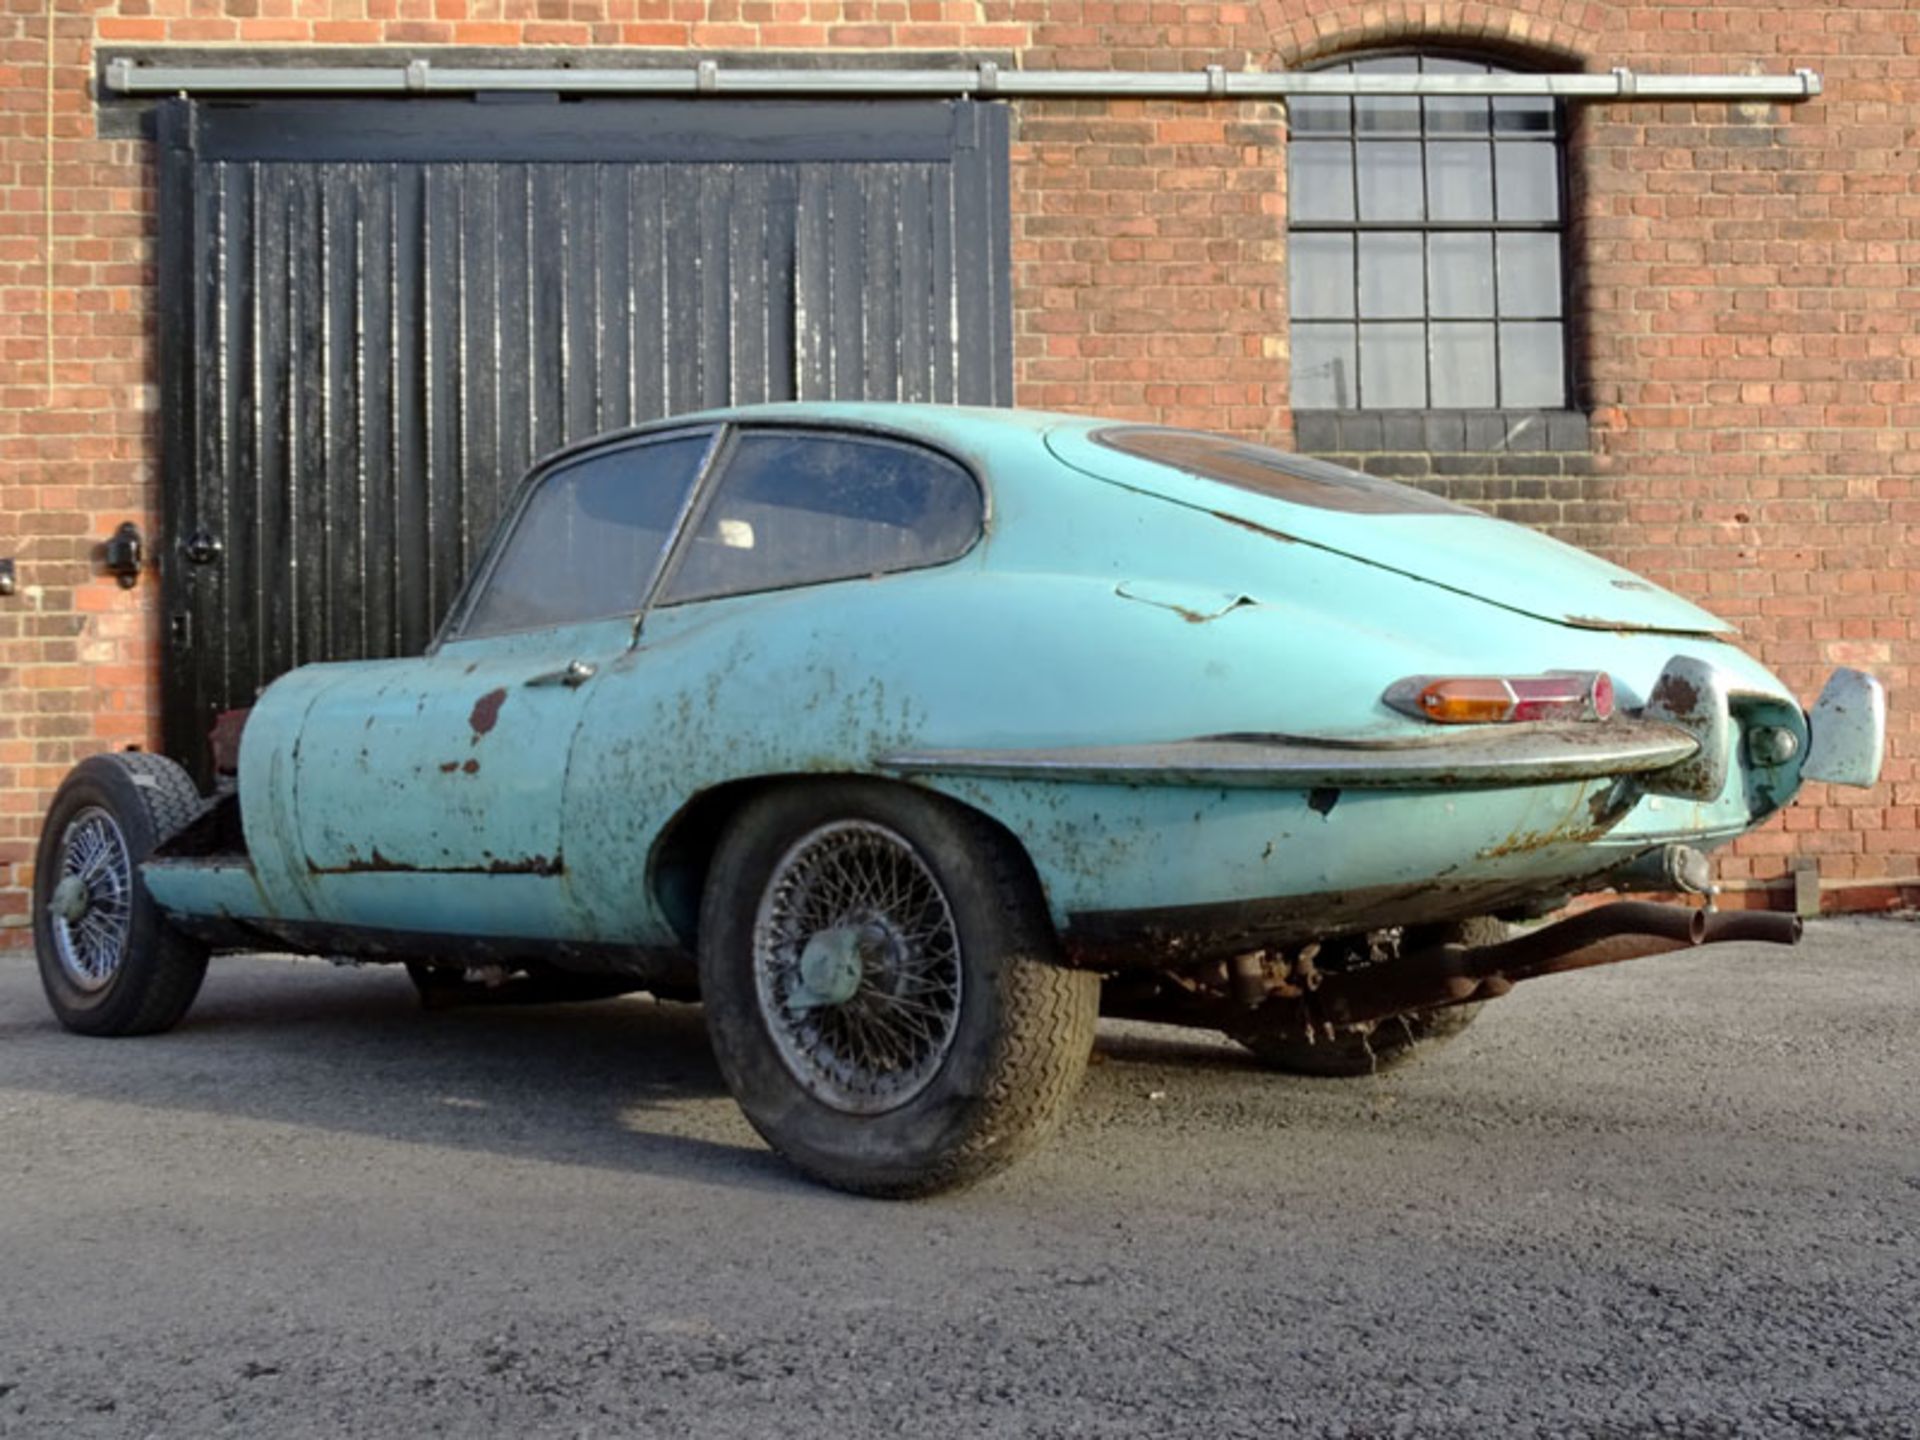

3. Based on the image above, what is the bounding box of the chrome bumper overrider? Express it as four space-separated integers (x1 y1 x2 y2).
1802 667 1887 788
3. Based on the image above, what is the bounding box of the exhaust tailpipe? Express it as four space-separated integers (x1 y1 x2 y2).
1296 900 1801 1031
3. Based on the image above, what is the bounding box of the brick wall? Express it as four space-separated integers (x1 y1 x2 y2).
2 0 1916 942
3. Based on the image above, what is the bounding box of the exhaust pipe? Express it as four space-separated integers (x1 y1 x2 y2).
1293 900 1801 1031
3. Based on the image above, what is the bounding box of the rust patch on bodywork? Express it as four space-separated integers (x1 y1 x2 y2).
487 854 563 876
208 707 252 776
312 847 562 877
1477 781 1630 860
1114 580 1256 625
469 688 508 739
336 847 404 873
1211 510 1301 544
437 759 481 774
1478 824 1608 860
1648 671 1701 718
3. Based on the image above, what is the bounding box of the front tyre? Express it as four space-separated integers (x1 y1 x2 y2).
33 753 210 1037
698 782 1097 1197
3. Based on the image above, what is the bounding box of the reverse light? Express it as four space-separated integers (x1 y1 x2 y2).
1384 671 1615 725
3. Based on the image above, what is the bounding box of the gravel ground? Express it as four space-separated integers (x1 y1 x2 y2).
1 917 1916 1438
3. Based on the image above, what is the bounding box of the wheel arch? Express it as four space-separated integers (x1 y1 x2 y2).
646 772 1058 955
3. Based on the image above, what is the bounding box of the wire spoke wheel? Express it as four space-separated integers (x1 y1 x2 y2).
701 781 1098 1195
34 752 211 1037
48 807 134 993
752 820 964 1115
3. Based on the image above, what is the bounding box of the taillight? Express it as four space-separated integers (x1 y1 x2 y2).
1384 671 1614 725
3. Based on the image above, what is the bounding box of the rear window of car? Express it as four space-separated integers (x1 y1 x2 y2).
1091 426 1467 516
660 430 982 605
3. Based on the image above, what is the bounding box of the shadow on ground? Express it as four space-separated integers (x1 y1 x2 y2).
0 954 1257 1194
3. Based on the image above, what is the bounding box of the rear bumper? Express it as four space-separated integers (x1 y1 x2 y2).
881 718 1697 790
888 659 1884 804
908 656 1885 947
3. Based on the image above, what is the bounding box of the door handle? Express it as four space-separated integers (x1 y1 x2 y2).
525 660 597 688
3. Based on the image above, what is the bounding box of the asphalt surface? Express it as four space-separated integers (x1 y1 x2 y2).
1 917 1916 1439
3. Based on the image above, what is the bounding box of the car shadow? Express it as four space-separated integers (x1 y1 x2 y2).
0 956 1271 1196
0 957 812 1197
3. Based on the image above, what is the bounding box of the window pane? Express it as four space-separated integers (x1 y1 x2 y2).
1499 322 1566 407
1354 56 1420 136
1291 233 1355 320
1092 426 1468 515
463 434 709 636
1358 233 1424 318
1497 233 1562 316
1495 142 1560 221
1290 142 1355 222
1427 141 1493 221
1285 51 1570 412
1429 232 1494 318
1356 142 1424 221
1288 94 1350 135
1431 324 1497 406
1493 96 1556 134
1423 57 1489 136
663 432 981 604
1292 324 1357 409
1360 321 1426 407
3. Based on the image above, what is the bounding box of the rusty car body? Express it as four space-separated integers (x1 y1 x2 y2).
33 404 1886 1193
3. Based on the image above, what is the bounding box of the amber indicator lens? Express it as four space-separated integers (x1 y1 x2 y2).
1384 671 1614 725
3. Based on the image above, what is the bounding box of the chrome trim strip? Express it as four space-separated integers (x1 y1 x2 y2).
878 720 1698 790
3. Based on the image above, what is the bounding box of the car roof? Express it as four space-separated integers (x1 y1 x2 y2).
531 401 1107 472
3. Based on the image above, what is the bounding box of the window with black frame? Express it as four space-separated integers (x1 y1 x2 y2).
660 431 982 605
1288 52 1569 411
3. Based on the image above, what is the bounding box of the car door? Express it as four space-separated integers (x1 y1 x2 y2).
288 428 717 938
557 424 987 944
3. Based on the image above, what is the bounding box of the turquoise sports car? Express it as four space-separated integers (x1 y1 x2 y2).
33 405 1885 1194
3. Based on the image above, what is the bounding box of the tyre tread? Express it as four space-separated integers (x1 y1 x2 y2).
34 752 211 1037
698 781 1097 1198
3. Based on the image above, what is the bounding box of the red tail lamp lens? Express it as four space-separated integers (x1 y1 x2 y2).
1385 671 1614 725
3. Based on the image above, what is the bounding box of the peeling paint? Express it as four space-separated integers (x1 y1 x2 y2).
1114 580 1256 624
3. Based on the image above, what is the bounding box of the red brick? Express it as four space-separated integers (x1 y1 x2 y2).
3 0 1918 944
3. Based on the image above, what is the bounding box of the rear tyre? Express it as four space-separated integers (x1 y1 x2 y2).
698 781 1098 1197
33 753 210 1037
1225 917 1502 1077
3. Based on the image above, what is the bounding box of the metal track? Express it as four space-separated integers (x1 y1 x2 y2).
105 57 1822 104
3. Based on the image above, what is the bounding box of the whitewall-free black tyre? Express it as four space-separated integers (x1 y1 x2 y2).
698 781 1097 1197
33 753 210 1037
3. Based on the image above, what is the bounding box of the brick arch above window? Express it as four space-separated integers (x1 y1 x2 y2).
1286 48 1572 412
1262 2 1604 71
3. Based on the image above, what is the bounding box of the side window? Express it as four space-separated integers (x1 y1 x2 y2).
661 431 982 605
459 432 710 638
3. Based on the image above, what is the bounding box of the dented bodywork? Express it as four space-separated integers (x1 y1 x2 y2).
138 403 1885 980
